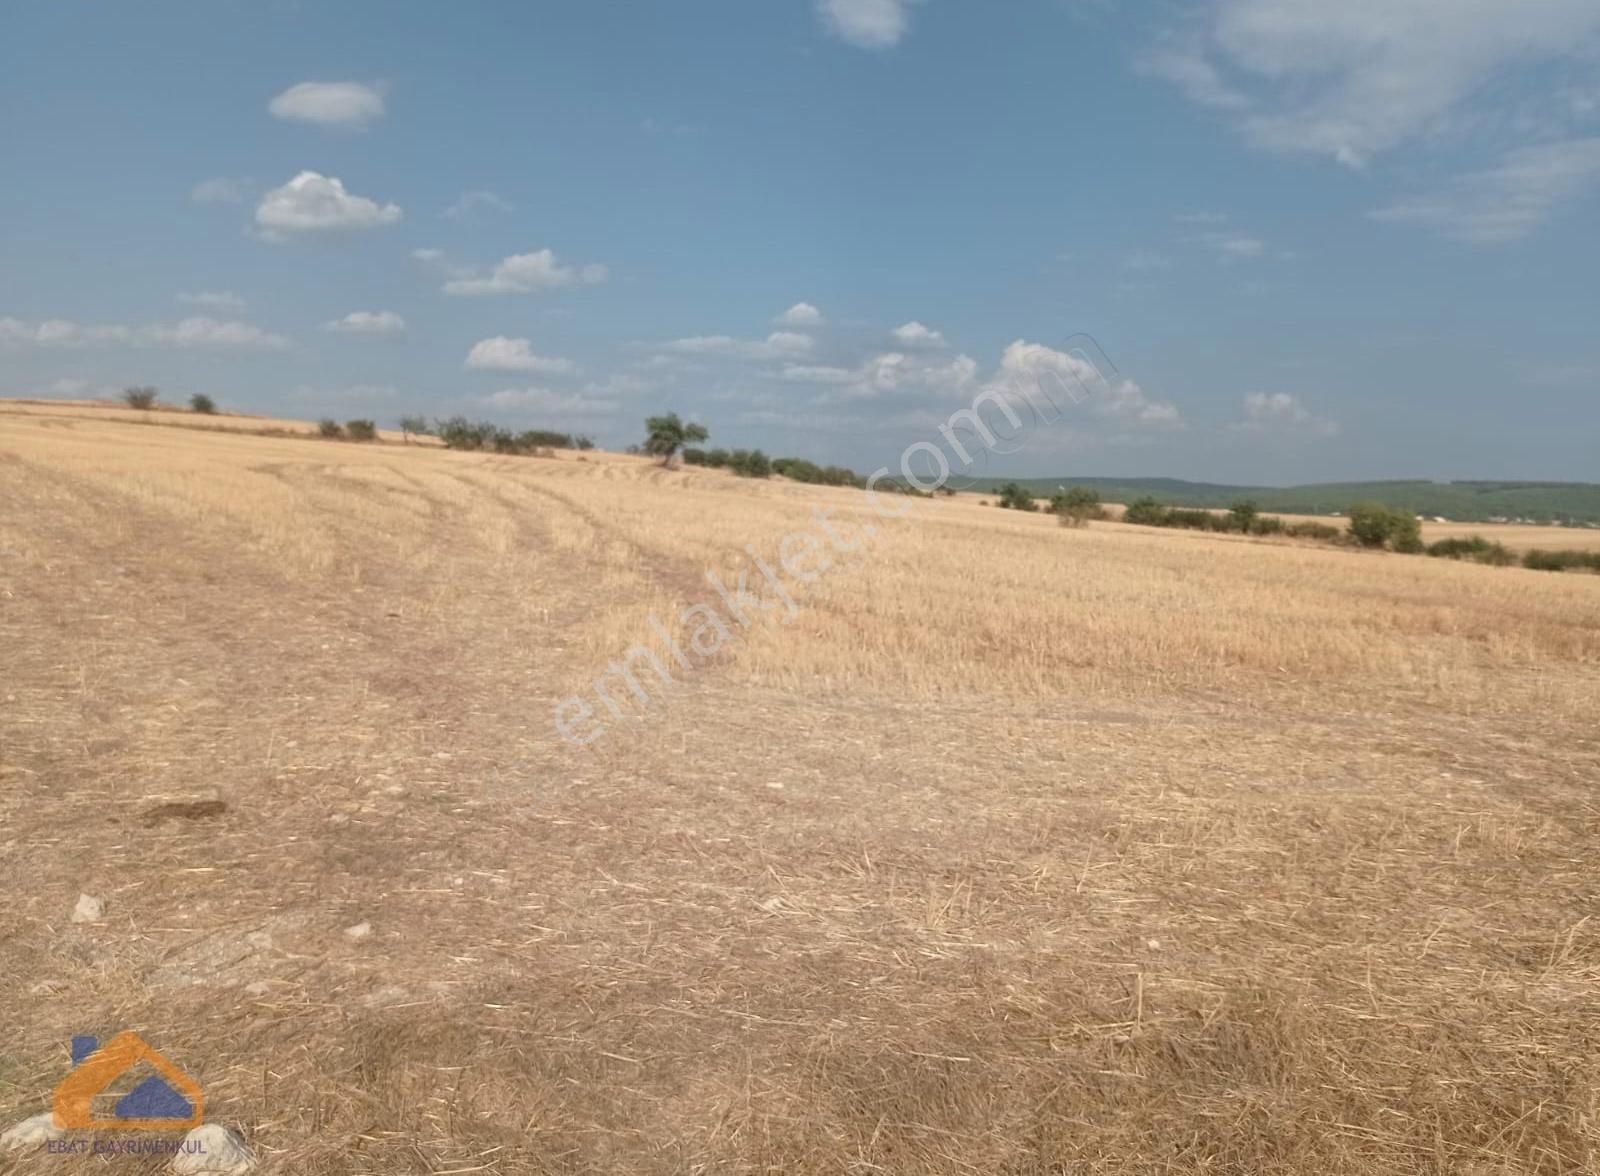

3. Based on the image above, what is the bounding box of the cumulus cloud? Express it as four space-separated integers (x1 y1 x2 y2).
1144 1 1600 167
1232 391 1339 437
179 291 246 311
268 81 387 128
781 349 979 403
464 336 577 374
255 171 401 239
0 316 288 350
816 0 924 49
774 302 824 327
443 190 513 220
989 340 1181 427
1372 137 1600 242
325 310 406 336
891 321 946 348
191 177 252 204
443 249 608 296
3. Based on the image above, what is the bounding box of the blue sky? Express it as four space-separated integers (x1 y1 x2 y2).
2 0 1597 483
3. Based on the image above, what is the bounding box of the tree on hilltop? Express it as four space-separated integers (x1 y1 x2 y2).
643 413 709 466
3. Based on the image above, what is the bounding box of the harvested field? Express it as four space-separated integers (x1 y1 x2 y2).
3 405 1599 1174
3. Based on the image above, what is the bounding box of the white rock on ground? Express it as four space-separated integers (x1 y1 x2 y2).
1 1112 64 1151
171 1124 254 1175
71 893 105 923
343 921 371 940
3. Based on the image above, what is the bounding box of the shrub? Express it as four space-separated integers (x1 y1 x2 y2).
189 393 216 415
573 435 596 451
123 386 158 410
1051 486 1104 527
1229 500 1259 532
1123 497 1168 526
681 447 708 466
318 418 344 439
1427 536 1515 566
1523 549 1600 573
398 415 430 442
1284 521 1343 541
997 482 1039 511
703 448 731 469
1349 502 1422 552
345 419 378 442
727 449 772 478
1391 515 1424 554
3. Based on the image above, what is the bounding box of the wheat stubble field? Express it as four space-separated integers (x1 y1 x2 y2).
2 404 1599 1174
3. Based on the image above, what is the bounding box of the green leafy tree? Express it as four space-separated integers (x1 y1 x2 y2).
1122 497 1168 526
997 483 1039 512
1228 500 1260 533
1348 502 1423 552
123 386 158 410
189 393 216 415
398 415 429 442
643 413 710 466
345 419 378 442
1051 486 1104 527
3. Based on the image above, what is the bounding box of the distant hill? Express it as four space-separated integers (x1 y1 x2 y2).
975 478 1600 524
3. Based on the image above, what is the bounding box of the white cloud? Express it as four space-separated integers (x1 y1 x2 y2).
443 190 513 220
774 302 824 327
1122 250 1173 273
178 291 246 311
1371 137 1600 242
464 336 577 374
892 321 947 348
781 364 860 384
191 177 252 204
1145 1 1600 166
0 316 288 350
1233 391 1339 437
268 81 386 129
1197 231 1266 258
990 340 1181 427
817 0 923 49
476 387 618 417
443 249 608 296
254 171 401 239
789 349 979 403
325 310 406 336
664 331 815 360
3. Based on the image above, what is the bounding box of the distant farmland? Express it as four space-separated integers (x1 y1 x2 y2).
978 476 1600 524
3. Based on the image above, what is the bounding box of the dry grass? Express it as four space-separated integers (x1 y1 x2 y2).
2 403 1598 1174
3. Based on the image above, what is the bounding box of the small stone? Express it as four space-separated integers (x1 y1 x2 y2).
243 981 272 997
71 893 105 923
343 921 372 940
1146 938 1162 950
171 1123 254 1175
1 1112 64 1151
244 931 273 951
382 784 406 797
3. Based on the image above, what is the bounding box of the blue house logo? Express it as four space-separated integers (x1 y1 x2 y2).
53 1032 204 1131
